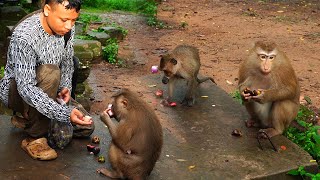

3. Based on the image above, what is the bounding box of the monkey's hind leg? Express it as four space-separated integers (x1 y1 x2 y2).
182 78 197 106
259 100 298 138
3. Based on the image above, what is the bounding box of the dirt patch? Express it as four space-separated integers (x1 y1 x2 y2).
87 0 320 114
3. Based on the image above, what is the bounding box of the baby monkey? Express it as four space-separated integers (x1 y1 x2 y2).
159 45 216 106
97 88 163 180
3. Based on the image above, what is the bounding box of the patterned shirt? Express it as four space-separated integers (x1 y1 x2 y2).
0 13 74 123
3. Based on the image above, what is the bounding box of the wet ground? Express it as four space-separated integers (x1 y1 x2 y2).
0 76 317 179
1 0 320 179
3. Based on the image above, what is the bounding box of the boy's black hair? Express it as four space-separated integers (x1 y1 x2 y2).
45 0 81 12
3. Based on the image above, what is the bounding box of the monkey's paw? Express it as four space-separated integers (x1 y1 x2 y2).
258 128 279 139
97 168 111 176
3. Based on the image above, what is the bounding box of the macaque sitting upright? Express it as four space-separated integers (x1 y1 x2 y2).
238 41 300 138
97 88 163 180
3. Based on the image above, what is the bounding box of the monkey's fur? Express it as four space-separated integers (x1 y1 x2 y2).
159 45 216 106
98 88 163 180
238 41 300 138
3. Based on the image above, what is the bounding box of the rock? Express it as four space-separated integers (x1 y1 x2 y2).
74 39 102 59
86 31 110 45
0 6 27 21
75 21 86 35
99 26 125 41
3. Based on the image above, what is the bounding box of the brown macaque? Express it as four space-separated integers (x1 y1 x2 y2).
97 88 163 180
238 41 300 138
159 45 216 106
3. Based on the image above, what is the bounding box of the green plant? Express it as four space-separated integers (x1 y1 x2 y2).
147 16 166 29
230 90 243 104
102 38 119 64
107 22 129 37
78 13 102 23
180 21 188 28
0 66 4 79
82 0 157 13
287 166 320 179
77 13 102 32
284 104 320 161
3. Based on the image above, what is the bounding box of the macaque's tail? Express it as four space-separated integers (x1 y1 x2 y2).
197 77 217 84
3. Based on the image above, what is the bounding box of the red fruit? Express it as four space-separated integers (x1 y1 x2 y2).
87 144 95 152
92 147 100 155
155 90 163 97
169 102 177 107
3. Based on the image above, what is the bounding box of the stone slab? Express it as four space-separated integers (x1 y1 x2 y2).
0 74 317 179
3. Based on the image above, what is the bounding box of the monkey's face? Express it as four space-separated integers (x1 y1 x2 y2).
109 95 128 121
256 47 277 75
159 56 178 84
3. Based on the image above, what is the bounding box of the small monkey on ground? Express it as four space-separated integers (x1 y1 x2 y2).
159 45 216 106
238 41 300 138
97 88 163 180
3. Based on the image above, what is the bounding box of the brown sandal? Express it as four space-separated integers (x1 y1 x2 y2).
21 138 58 160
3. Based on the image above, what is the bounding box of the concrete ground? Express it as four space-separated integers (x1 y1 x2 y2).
0 76 317 180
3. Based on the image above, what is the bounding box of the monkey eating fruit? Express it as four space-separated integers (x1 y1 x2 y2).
97 88 163 179
243 88 261 96
238 41 300 138
159 45 216 106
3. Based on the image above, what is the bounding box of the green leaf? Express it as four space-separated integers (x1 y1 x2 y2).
287 169 300 176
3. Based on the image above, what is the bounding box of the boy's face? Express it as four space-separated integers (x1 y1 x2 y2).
44 1 79 35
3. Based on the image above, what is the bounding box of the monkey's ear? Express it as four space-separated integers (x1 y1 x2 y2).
170 58 177 65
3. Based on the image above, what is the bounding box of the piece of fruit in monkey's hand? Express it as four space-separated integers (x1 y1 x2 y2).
243 88 261 96
106 104 114 118
91 135 100 144
252 90 261 96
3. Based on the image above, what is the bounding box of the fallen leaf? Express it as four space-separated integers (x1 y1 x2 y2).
226 80 233 85
176 159 187 162
304 96 312 104
188 165 196 170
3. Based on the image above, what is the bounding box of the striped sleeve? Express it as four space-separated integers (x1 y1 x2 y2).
59 27 75 93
